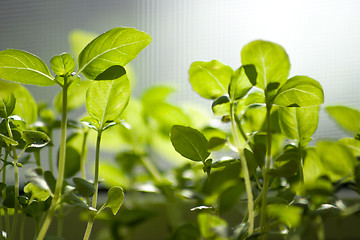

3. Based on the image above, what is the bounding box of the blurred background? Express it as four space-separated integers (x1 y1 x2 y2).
0 0 360 138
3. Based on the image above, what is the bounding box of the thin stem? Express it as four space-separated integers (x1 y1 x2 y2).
2 150 10 238
140 155 163 184
48 131 54 173
20 213 25 240
83 130 102 240
80 130 89 180
230 101 254 235
316 216 325 240
298 143 304 184
5 118 19 240
36 78 69 240
57 207 64 238
34 151 41 167
260 102 272 238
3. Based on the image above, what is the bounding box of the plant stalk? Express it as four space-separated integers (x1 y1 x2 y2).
260 102 272 238
230 101 254 234
83 130 102 240
2 151 10 238
36 78 69 240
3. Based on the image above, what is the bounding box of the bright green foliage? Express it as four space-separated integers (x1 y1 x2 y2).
24 183 50 202
316 141 357 182
170 125 210 162
338 138 360 156
50 53 75 76
22 130 50 148
241 40 290 92
69 30 97 59
198 213 228 240
0 92 16 118
101 186 124 215
0 132 18 146
85 76 130 130
189 60 233 99
325 106 360 134
25 168 51 192
303 147 324 183
274 76 324 107
78 27 151 80
228 65 256 100
54 80 90 113
278 106 319 144
212 96 231 117
0 49 54 86
267 204 303 228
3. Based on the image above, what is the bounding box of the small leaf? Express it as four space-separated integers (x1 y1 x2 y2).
189 60 233 99
211 96 230 117
278 106 319 145
0 92 16 118
198 213 228 239
170 125 210 162
78 27 151 80
86 77 130 129
325 106 360 134
245 91 265 106
81 116 100 131
50 52 75 76
228 65 256 100
267 204 303 228
24 182 50 202
94 65 126 81
22 130 50 148
274 76 324 107
25 168 51 192
102 186 124 215
73 177 95 198
0 132 18 146
0 49 54 86
241 40 290 91
62 186 89 209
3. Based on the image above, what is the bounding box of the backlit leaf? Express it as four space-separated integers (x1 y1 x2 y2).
50 52 75 76
274 76 324 107
170 125 210 162
0 49 54 86
102 186 124 215
24 182 50 202
241 40 290 91
86 76 130 129
338 138 360 156
228 65 256 100
22 130 50 148
325 106 360 134
189 60 233 99
78 27 151 80
0 92 15 118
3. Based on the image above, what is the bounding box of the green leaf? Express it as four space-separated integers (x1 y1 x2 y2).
86 76 130 129
0 49 54 86
73 177 95 198
25 168 51 192
303 147 324 183
12 84 38 124
170 125 210 162
316 141 357 182
271 147 301 178
0 92 16 118
274 76 324 107
50 52 75 76
101 186 124 215
81 116 100 131
22 130 50 148
189 60 233 99
0 132 18 146
78 27 151 80
267 204 303 228
325 106 360 134
24 182 50 202
338 138 360 156
241 40 290 91
228 65 256 100
245 91 265 106
197 213 228 239
69 30 97 59
278 106 319 144
94 65 126 81
211 96 230 117
141 85 175 106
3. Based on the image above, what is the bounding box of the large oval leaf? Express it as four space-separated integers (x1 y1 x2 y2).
241 40 290 91
170 125 210 162
86 75 130 129
228 64 256 100
274 76 324 107
0 49 54 86
78 27 151 80
325 106 360 134
189 60 233 99
278 106 319 144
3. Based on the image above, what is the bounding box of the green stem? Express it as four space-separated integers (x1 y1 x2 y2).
80 130 89 180
57 206 63 238
34 151 41 167
20 213 25 240
2 150 10 238
5 118 19 240
83 130 102 240
260 102 272 238
36 78 69 240
140 155 163 184
230 101 254 235
298 143 304 184
48 131 54 173
316 216 325 240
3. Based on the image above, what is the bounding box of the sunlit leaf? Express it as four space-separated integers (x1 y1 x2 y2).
325 106 360 134
24 182 50 202
189 60 233 99
212 96 230 117
267 204 303 228
274 76 324 107
198 213 228 239
0 132 18 146
303 147 324 183
25 168 51 192
228 64 256 100
50 52 75 76
86 76 130 129
241 40 290 91
170 125 210 162
22 130 50 148
0 92 15 118
69 30 97 59
278 106 319 144
338 138 360 156
0 49 54 86
78 27 151 80
101 186 124 215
